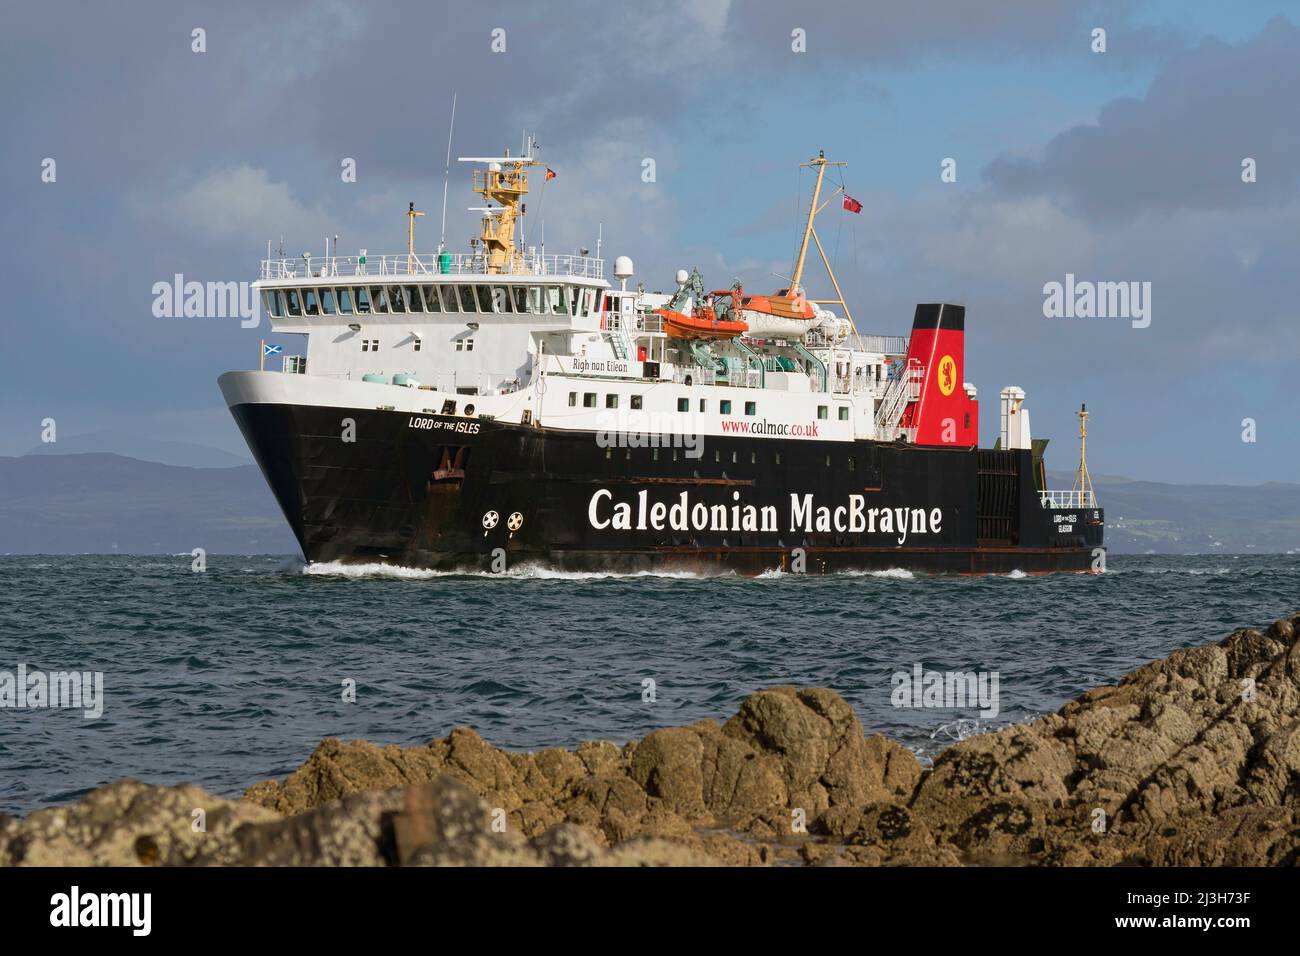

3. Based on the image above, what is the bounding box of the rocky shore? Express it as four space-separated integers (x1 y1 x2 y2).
4 612 1299 866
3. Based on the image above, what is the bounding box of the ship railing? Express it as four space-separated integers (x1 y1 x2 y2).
873 360 925 433
260 251 605 281
804 331 909 356
673 366 715 386
876 425 918 443
1039 490 1097 509
597 310 665 337
857 334 909 356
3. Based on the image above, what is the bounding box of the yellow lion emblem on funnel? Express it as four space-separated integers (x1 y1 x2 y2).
937 354 957 396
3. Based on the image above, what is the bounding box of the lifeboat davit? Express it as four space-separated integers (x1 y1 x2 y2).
656 307 748 340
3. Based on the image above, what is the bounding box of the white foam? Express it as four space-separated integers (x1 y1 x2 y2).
299 560 732 581
841 567 916 580
1004 569 1028 579
302 560 444 580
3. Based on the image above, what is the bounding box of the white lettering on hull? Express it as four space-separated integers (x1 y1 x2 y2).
586 490 941 543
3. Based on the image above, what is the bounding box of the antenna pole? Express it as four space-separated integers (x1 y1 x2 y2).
439 92 457 253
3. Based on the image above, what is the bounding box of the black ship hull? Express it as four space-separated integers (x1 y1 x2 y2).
228 401 1104 575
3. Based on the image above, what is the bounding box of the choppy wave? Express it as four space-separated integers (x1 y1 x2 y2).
1 552 1297 815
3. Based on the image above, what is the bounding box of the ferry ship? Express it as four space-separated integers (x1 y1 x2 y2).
219 142 1104 574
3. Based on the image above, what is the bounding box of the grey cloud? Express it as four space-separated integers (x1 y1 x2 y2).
985 16 1300 221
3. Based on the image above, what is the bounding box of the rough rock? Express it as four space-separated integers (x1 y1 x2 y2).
5 611 1300 866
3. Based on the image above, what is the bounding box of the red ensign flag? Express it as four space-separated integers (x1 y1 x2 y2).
843 195 862 213
545 168 557 181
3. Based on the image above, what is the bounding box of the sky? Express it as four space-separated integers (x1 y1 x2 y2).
1 0 1297 483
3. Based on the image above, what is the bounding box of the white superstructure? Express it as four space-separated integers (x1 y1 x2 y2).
239 143 928 445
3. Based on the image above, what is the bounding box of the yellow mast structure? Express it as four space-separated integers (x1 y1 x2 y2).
406 202 425 274
789 150 857 333
1071 403 1097 506
459 145 541 274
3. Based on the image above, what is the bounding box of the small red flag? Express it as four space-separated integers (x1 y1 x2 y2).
843 195 862 214
545 167 556 181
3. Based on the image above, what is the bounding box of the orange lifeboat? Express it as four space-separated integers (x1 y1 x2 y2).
655 307 748 340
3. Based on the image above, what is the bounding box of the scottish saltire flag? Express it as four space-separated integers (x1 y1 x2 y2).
263 343 282 356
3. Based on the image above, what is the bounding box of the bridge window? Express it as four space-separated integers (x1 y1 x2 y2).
546 286 566 314
403 285 423 313
370 286 389 313
388 285 406 313
527 286 542 313
284 289 302 316
320 289 336 315
305 289 322 315
336 287 352 314
353 287 370 313
474 286 492 312
677 398 688 412
422 286 442 312
492 286 512 312
262 290 281 318
434 286 456 312
458 286 477 312
513 286 528 313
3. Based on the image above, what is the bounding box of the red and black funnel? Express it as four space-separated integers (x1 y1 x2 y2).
899 303 978 446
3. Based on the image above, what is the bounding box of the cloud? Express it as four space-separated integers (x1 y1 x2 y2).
159 165 339 246
985 16 1300 222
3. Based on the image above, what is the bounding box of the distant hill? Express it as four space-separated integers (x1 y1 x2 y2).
1 453 1296 555
0 453 298 555
1046 471 1300 554
24 430 251 468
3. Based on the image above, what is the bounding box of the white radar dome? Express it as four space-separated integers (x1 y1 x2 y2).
614 256 634 280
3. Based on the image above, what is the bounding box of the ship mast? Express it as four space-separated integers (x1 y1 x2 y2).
1071 403 1097 506
787 150 857 334
459 138 541 274
406 202 425 274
